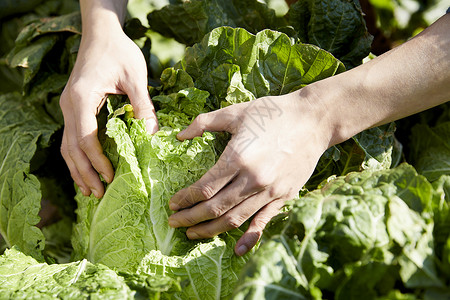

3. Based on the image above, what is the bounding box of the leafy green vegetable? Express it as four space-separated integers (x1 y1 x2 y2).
137 231 248 300
288 0 373 68
148 0 280 46
6 11 81 94
0 247 136 299
432 175 450 281
176 26 346 108
308 123 398 189
410 121 450 182
0 0 43 20
149 0 372 69
42 217 73 263
233 164 448 299
1 1 448 299
0 92 60 260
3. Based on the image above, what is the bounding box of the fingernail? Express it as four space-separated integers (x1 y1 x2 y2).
187 231 199 239
168 218 180 228
177 129 186 139
169 202 180 211
236 245 248 256
92 188 101 199
146 118 158 134
101 173 112 183
79 186 88 196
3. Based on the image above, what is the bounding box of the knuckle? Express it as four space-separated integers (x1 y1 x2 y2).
205 203 224 218
59 92 69 109
254 214 273 229
267 184 283 199
198 184 216 200
68 83 84 101
77 136 93 152
60 144 69 159
193 113 207 130
251 174 271 190
224 215 244 229
65 143 79 159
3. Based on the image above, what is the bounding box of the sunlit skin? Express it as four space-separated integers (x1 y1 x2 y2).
60 0 158 198
60 0 450 256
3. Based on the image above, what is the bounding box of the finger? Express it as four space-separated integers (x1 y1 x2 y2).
176 104 242 140
73 97 114 196
169 174 260 228
184 190 276 241
235 199 286 256
60 130 90 196
169 145 240 211
64 123 106 198
123 81 158 134
67 138 106 198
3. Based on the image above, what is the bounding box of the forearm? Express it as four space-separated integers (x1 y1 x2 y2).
306 13 450 147
80 0 128 39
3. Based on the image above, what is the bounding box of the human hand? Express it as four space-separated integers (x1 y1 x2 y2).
60 24 158 198
168 92 332 256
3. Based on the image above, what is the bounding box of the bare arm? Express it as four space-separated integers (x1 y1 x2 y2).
312 13 450 148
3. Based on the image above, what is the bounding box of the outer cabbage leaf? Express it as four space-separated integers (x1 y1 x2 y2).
432 175 450 285
288 0 373 68
147 0 280 46
42 217 73 263
138 231 248 300
233 164 445 299
307 123 397 189
6 35 58 87
409 121 450 182
176 26 346 109
72 111 216 272
6 11 81 93
0 247 135 299
0 93 60 260
16 12 81 45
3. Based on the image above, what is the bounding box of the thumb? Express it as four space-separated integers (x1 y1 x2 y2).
177 105 239 140
124 83 158 134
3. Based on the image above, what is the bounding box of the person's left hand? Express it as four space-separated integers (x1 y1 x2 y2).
168 91 332 256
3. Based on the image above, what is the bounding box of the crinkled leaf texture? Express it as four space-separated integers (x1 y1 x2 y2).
72 91 249 299
233 164 446 299
148 0 280 46
308 123 397 190
288 0 373 69
6 11 81 93
177 26 346 108
410 121 450 182
0 93 60 260
0 247 135 299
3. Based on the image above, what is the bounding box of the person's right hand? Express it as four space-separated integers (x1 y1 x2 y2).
60 24 158 199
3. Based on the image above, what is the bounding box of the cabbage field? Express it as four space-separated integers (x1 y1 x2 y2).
0 0 449 299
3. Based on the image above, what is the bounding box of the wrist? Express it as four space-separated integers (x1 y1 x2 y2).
294 78 362 150
286 87 337 153
80 0 127 40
